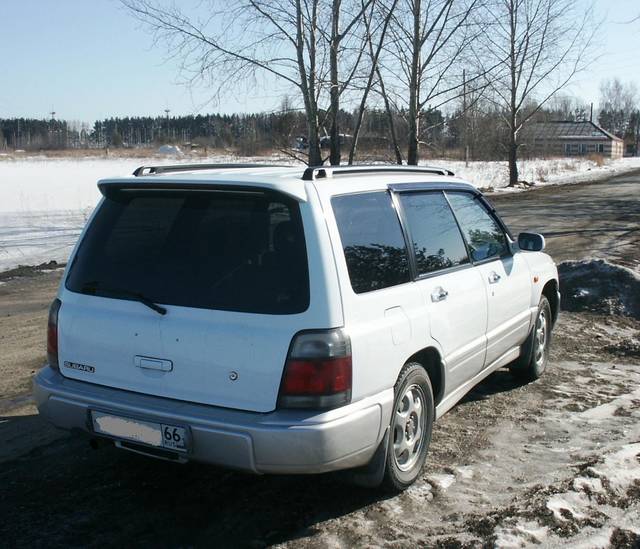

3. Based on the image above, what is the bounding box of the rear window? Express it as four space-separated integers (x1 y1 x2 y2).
331 191 410 294
66 188 309 314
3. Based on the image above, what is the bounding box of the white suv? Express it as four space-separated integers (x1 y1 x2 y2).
34 164 559 490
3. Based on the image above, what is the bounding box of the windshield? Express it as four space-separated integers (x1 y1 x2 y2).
66 188 309 315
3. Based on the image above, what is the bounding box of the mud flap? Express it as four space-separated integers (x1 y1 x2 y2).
344 428 390 488
509 316 536 372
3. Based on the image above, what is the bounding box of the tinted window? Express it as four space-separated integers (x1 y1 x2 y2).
66 189 309 314
399 192 469 275
446 192 509 262
332 192 410 294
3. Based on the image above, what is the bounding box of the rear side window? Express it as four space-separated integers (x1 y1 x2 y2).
398 192 469 276
446 192 509 262
332 191 410 294
66 189 309 314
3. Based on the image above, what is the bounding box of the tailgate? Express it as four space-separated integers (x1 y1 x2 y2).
57 294 302 412
57 185 319 413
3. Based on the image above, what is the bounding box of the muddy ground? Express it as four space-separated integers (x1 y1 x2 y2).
0 172 639 548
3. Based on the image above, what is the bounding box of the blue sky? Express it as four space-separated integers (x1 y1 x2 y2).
1 0 638 122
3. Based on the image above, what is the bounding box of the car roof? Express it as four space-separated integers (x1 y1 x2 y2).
97 165 478 203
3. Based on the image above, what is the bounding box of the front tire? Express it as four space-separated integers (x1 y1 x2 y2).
381 362 434 492
510 295 552 381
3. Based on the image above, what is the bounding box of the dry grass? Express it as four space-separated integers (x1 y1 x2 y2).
4 148 158 159
535 165 550 182
560 160 578 171
587 153 606 167
0 147 247 161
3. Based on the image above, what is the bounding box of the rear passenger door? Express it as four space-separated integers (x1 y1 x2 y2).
396 191 488 392
331 191 423 400
446 192 532 367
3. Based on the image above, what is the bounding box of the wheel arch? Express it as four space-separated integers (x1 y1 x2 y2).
541 278 559 326
403 346 445 406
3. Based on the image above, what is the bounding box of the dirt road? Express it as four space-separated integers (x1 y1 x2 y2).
490 171 640 270
1 172 639 548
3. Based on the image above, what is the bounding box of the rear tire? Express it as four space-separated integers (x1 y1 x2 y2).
381 362 434 492
509 296 552 382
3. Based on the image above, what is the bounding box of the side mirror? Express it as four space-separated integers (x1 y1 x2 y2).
518 232 545 252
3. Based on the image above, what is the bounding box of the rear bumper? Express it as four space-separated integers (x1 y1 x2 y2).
33 366 392 474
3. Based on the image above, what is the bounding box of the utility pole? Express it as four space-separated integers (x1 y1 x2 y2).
462 69 469 167
49 108 56 148
164 108 171 141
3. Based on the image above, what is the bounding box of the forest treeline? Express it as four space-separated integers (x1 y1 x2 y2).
2 92 637 162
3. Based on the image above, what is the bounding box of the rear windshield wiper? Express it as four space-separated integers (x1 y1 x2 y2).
80 281 167 315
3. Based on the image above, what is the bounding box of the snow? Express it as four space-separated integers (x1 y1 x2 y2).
589 442 640 494
430 156 640 191
0 210 89 272
494 360 640 546
581 386 640 421
0 158 122 213
546 491 590 521
157 144 183 156
1 154 639 273
0 154 294 272
494 521 549 547
428 473 457 490
406 482 435 501
0 157 134 271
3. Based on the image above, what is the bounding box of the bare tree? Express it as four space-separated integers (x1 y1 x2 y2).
122 0 369 166
347 0 399 164
598 78 638 136
477 0 598 186
545 93 591 121
324 0 376 164
376 0 488 165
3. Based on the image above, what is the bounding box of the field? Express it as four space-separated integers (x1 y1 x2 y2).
1 152 640 272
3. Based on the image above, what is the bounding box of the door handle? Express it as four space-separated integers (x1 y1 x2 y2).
431 287 449 302
488 271 501 284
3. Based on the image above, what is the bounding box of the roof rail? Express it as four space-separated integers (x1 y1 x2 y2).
132 163 287 177
301 165 455 181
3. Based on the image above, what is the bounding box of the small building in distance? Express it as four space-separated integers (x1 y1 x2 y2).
528 121 624 159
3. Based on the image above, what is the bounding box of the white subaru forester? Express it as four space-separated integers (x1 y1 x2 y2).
34 164 559 491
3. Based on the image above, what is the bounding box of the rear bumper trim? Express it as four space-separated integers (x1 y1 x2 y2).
33 366 392 474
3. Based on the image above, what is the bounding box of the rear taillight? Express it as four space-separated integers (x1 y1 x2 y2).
47 299 62 371
278 329 352 409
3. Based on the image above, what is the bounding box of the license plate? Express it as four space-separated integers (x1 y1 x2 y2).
91 411 188 452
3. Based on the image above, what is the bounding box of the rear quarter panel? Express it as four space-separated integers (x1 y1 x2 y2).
314 183 445 403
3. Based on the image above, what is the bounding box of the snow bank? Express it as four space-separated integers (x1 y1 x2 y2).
558 259 640 318
436 156 640 191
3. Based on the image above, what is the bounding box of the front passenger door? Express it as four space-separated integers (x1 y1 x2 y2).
446 192 532 367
